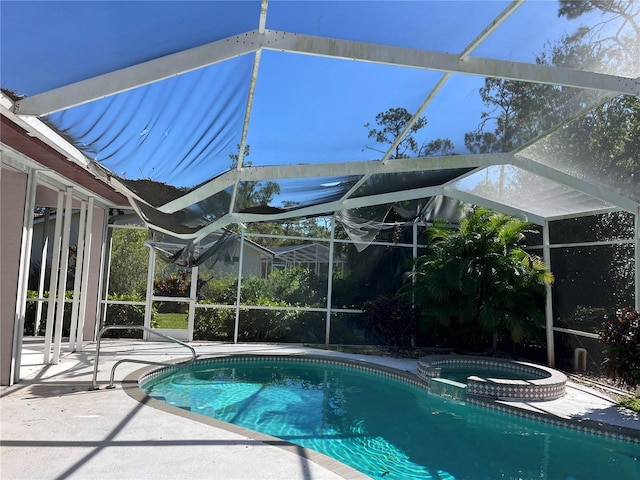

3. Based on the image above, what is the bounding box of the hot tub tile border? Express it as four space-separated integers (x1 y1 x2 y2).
417 355 567 401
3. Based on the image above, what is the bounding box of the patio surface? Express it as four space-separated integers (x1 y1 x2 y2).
1 338 639 480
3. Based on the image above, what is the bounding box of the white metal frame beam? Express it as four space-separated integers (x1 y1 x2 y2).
179 185 444 243
14 32 263 116
271 32 640 95
14 29 639 117
155 153 510 214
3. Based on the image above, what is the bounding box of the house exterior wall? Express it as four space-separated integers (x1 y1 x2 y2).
211 242 265 278
1 166 27 385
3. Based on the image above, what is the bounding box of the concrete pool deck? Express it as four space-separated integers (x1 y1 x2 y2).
2 338 639 480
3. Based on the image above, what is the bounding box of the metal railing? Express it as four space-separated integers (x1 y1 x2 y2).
90 325 196 390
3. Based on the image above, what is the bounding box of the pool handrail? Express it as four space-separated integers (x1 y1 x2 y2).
90 325 196 390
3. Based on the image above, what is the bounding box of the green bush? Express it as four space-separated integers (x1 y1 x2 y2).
103 293 157 338
407 208 553 351
240 268 326 307
237 297 299 342
193 305 235 341
24 290 72 337
154 275 190 314
194 269 327 343
600 307 640 387
198 274 237 304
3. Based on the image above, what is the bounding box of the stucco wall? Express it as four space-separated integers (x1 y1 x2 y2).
1 166 27 385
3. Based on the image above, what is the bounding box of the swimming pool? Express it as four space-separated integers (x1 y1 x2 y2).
139 355 639 480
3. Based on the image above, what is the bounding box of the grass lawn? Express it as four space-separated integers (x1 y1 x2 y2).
155 313 188 329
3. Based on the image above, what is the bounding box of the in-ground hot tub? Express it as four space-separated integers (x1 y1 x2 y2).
417 355 566 401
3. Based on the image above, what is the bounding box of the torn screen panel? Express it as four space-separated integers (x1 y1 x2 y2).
44 55 254 189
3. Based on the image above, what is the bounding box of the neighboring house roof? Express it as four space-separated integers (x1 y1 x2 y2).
271 243 345 264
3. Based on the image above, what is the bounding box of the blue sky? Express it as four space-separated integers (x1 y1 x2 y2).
1 1 605 190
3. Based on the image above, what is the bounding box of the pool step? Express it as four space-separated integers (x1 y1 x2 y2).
429 377 467 400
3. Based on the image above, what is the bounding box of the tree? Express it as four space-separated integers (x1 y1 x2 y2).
108 228 150 295
466 0 639 159
364 107 427 158
558 0 639 72
406 207 554 351
364 107 455 159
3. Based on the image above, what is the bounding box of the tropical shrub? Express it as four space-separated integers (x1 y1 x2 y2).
240 268 326 307
406 207 553 351
600 307 640 387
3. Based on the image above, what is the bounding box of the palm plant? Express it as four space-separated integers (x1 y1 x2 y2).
407 207 553 351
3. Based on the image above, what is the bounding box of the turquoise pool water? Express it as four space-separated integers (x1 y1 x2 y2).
141 357 639 480
439 366 543 383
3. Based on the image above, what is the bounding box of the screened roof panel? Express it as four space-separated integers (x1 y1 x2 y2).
451 165 614 220
413 74 488 152
519 96 640 205
1 1 638 239
235 175 362 213
352 168 472 198
44 56 254 187
472 1 568 61
474 85 611 153
474 1 640 77
247 51 445 165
